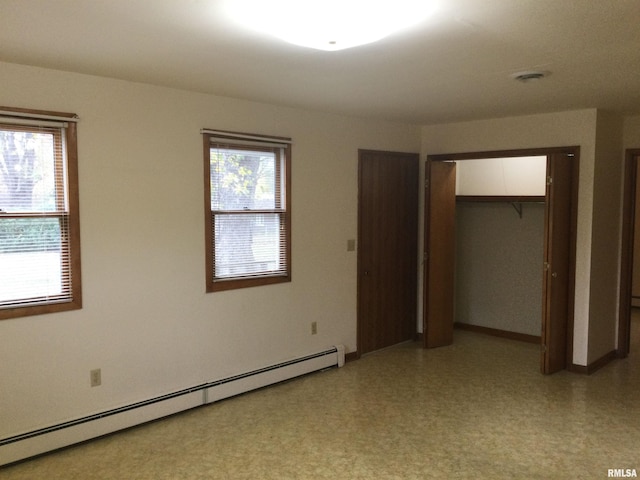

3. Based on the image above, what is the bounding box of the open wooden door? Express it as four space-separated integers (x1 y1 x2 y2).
423 160 456 348
541 151 576 374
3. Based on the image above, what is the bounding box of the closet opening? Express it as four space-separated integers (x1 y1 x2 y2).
454 155 546 346
423 147 579 374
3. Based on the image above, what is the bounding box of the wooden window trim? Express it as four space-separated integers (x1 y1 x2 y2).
203 131 291 292
0 107 82 320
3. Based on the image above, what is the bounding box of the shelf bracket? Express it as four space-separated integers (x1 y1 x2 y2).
511 202 523 219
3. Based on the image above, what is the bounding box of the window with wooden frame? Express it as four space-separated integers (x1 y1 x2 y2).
203 129 291 292
0 107 82 320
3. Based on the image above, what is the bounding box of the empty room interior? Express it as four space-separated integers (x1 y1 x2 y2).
1 1 640 478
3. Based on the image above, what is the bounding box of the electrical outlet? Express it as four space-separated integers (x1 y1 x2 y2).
90 368 102 387
311 321 317 335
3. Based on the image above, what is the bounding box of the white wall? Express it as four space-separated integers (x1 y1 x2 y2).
420 110 600 365
455 156 547 196
0 62 421 440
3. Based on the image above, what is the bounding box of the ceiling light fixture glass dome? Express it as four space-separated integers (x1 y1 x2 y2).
225 0 438 51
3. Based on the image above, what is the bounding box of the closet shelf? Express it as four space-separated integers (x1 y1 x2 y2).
455 195 545 203
456 195 545 219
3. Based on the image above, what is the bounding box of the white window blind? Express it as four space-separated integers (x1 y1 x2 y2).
0 122 73 309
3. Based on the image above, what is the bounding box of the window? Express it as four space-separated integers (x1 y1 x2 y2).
0 107 81 319
203 129 291 292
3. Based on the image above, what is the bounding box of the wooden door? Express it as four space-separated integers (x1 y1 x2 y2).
423 160 456 348
357 150 419 355
631 165 640 308
541 152 575 373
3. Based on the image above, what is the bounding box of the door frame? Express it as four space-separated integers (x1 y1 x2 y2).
618 149 640 358
424 146 579 372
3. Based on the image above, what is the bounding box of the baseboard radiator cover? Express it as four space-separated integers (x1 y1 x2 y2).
1 345 345 466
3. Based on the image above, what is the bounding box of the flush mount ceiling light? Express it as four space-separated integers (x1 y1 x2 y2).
224 0 438 51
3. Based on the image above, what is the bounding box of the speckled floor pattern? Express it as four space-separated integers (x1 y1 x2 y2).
3 318 640 480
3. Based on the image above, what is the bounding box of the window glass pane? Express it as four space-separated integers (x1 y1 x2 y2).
210 148 277 210
214 213 283 278
0 128 58 213
0 217 65 305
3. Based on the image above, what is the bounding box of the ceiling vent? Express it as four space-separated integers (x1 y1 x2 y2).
511 70 548 83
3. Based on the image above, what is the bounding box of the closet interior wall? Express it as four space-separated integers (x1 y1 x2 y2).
455 200 545 337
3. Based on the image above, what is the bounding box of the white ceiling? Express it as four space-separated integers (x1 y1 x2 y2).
1 0 640 125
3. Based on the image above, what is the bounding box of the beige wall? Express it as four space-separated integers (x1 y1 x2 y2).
0 61 420 439
624 115 640 148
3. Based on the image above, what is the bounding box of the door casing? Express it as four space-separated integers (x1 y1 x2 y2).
618 149 640 358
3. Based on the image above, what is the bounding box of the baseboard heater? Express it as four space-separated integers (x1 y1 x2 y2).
1 345 345 466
